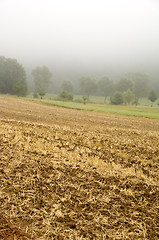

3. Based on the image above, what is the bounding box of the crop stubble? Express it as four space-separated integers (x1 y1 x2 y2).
0 97 158 239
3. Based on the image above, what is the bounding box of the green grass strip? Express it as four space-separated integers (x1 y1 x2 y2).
24 98 159 119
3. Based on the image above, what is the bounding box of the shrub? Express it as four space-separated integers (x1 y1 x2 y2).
73 98 83 103
58 91 73 101
110 92 123 105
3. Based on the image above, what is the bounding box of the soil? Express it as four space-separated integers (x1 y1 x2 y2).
0 96 158 239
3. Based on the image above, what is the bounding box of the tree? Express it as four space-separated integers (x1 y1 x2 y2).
116 77 133 92
61 80 73 93
14 81 27 96
0 56 27 96
110 92 123 105
148 90 158 103
38 88 46 99
79 77 96 100
123 89 135 105
82 96 87 104
133 96 139 106
125 72 150 98
31 66 52 94
98 76 114 102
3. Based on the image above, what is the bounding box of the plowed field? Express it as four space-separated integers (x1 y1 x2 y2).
0 96 158 240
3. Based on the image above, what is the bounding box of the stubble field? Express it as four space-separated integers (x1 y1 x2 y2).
0 96 158 239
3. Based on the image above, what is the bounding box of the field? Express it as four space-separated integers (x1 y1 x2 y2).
0 96 158 239
26 98 159 120
42 94 159 106
26 93 159 107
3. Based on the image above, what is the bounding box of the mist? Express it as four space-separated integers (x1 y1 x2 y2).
1 0 159 87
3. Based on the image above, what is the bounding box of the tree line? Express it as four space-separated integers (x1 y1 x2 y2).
63 74 158 105
0 56 158 105
79 74 158 105
0 56 27 96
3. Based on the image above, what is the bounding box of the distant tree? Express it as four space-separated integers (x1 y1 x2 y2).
110 92 123 105
123 89 135 105
125 72 150 98
79 77 96 100
59 90 73 101
61 80 73 93
31 66 52 93
116 77 133 92
13 81 27 96
82 96 87 104
38 88 46 99
133 96 139 106
148 90 158 103
0 56 27 96
98 76 114 102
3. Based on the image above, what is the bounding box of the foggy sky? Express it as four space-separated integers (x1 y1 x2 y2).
1 0 159 79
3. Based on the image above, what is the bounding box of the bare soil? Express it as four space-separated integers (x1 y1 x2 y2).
0 96 158 239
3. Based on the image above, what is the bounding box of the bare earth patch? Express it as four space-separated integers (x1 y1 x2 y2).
0 96 158 239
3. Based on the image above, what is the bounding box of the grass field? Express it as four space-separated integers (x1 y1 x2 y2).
0 96 158 239
26 97 159 119
27 92 159 106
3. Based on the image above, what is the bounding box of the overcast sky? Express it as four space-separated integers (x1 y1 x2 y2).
0 0 159 78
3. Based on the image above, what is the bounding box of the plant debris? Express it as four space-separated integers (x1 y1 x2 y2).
0 97 158 239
